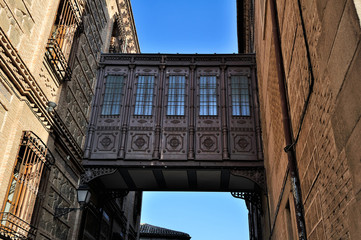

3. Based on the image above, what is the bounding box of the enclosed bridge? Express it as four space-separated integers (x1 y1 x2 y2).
82 53 264 193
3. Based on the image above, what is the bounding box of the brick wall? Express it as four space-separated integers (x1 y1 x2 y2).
0 0 141 239
255 0 361 239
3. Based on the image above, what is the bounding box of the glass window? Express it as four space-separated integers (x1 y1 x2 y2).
134 75 155 115
50 0 77 60
101 75 124 116
167 76 186 115
1 131 50 229
231 76 250 116
199 76 217 116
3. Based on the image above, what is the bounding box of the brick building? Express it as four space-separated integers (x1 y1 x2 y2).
0 0 142 239
254 0 361 239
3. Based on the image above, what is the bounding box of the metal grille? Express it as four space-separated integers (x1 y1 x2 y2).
231 76 250 116
199 76 217 116
51 0 78 60
0 131 53 239
231 192 261 210
45 39 72 82
167 76 186 115
101 75 124 116
45 0 79 82
134 76 155 115
0 212 36 240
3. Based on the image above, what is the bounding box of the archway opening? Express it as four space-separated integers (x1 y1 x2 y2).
140 192 250 240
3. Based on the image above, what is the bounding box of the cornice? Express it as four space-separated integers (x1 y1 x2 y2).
124 0 140 53
0 28 84 162
118 0 140 53
99 53 256 66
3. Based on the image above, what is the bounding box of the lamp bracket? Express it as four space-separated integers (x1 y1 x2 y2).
54 207 82 218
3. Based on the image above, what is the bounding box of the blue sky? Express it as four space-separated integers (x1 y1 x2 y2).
131 0 238 54
131 1 249 239
141 192 249 240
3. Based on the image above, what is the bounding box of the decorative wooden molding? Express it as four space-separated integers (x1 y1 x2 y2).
230 168 265 189
81 167 118 183
86 53 261 164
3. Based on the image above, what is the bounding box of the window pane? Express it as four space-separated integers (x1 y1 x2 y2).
231 76 250 116
199 76 217 116
167 76 186 116
101 75 124 115
134 75 154 115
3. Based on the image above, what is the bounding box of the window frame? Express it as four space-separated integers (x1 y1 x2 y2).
101 74 125 116
1 131 52 235
199 75 218 116
166 75 186 116
230 75 251 117
134 75 155 116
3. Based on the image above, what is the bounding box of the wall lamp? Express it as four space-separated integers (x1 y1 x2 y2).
46 101 57 112
54 185 91 218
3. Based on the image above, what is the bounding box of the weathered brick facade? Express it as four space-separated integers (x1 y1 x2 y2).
0 0 141 239
255 0 361 239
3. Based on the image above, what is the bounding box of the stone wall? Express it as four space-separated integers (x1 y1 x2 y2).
36 148 79 240
255 0 361 239
0 0 141 239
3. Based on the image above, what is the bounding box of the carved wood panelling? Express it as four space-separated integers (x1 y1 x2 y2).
91 131 120 158
226 67 257 159
194 67 222 160
161 67 189 160
124 67 158 159
85 54 262 164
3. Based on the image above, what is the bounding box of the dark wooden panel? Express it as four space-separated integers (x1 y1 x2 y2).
124 67 159 160
84 54 262 168
194 67 222 160
226 67 258 160
161 67 189 160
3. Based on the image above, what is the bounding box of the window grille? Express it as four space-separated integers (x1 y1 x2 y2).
45 0 80 82
51 0 78 60
231 76 250 116
134 76 155 116
199 76 217 116
0 131 53 239
167 76 186 116
101 75 124 116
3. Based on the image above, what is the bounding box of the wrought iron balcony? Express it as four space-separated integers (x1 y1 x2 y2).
0 212 36 240
45 38 72 82
82 53 264 192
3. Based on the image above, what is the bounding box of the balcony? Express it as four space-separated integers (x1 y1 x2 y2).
0 212 36 240
45 38 72 82
82 53 263 192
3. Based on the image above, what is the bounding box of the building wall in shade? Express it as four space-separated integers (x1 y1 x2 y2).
254 0 361 239
0 0 141 239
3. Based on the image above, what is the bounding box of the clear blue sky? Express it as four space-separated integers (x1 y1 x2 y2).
131 1 248 239
131 0 238 54
141 192 249 240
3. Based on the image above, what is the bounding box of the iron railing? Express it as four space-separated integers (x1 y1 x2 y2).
0 212 36 240
45 38 72 82
231 191 262 210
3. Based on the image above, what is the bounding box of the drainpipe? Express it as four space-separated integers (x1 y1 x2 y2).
269 0 308 239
